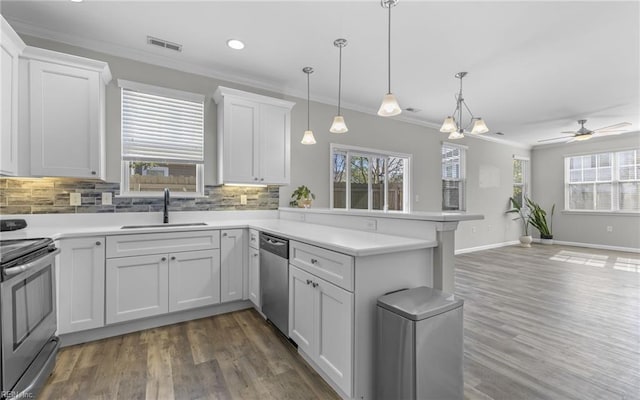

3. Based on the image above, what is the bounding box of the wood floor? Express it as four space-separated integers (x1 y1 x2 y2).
457 244 640 400
40 310 340 400
40 244 639 400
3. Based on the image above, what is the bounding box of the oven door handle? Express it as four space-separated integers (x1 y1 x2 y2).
3 249 60 277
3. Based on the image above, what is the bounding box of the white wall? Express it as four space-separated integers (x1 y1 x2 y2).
531 133 640 250
20 34 529 251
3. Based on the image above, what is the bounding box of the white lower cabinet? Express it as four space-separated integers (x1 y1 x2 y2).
57 237 105 334
168 249 220 312
289 265 354 397
106 249 221 324
106 254 169 324
248 246 260 308
220 229 245 302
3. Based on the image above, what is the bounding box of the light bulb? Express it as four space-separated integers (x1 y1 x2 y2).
448 130 465 140
574 133 592 141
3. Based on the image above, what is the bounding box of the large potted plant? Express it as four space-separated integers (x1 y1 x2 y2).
526 197 555 244
289 185 316 208
507 197 532 247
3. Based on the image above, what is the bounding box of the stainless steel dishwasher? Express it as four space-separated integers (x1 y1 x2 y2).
259 232 289 336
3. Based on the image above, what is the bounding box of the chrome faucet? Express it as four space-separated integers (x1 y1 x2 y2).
163 188 170 224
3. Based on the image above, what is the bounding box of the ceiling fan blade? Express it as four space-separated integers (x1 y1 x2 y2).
538 135 573 143
593 122 631 132
561 131 578 134
595 131 625 137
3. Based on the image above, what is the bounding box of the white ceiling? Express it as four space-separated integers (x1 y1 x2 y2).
2 0 639 147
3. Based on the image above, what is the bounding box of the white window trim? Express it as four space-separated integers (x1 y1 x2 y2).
118 80 205 198
442 142 467 211
563 148 640 213
513 155 530 202
329 143 412 212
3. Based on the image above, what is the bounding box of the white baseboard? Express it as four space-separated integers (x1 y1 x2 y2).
456 239 639 255
542 239 640 254
455 241 519 255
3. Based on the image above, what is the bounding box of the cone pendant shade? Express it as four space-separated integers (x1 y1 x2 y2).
330 115 348 134
301 130 317 145
440 116 457 133
378 93 402 116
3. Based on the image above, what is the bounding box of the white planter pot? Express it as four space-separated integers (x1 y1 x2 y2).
519 235 533 248
540 238 554 245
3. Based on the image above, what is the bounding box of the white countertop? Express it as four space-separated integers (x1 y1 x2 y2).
279 207 484 222
0 214 436 257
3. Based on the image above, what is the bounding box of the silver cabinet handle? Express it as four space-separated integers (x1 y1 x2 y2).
254 177 258 181
306 279 312 285
91 171 97 175
171 256 176 260
260 178 264 181
253 253 259 257
311 259 318 265
312 282 318 288
95 241 101 246
223 232 228 237
161 257 167 262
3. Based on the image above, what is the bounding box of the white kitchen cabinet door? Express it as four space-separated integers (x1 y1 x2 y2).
248 246 260 308
29 60 102 178
0 17 24 176
106 254 169 324
258 103 290 185
214 86 294 185
316 278 354 396
220 229 245 303
289 265 354 397
221 98 259 184
57 237 105 334
289 266 316 355
168 249 221 312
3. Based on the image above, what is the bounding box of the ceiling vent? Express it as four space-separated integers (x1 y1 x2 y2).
147 36 182 52
404 107 422 113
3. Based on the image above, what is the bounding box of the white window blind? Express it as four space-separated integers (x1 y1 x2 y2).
442 142 466 211
120 82 204 163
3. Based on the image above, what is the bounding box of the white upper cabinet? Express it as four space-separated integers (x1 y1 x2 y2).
0 16 25 176
21 46 111 179
213 86 294 185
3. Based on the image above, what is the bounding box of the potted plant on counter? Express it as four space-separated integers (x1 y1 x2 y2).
526 198 555 244
289 185 316 208
507 197 532 247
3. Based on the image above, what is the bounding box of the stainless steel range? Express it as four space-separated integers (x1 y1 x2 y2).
0 238 60 399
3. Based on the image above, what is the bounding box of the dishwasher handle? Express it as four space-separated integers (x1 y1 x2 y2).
260 232 289 258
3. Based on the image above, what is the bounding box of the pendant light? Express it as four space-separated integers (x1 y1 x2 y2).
378 0 401 117
440 72 489 140
301 67 317 145
330 38 349 134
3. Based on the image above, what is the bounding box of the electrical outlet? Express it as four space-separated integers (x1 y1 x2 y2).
606 225 613 233
70 192 81 206
240 195 247 205
471 226 477 233
102 192 113 205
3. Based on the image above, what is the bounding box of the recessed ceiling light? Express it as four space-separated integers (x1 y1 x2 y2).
227 39 245 50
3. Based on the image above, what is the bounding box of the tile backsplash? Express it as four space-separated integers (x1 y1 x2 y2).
0 178 279 215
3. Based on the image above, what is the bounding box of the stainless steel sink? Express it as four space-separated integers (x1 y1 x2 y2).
121 222 208 229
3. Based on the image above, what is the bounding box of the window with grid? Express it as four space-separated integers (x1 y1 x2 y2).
119 80 205 196
513 158 528 206
330 144 411 212
565 149 639 211
442 143 466 211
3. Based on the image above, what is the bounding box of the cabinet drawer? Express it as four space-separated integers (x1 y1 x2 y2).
107 230 220 258
289 241 354 292
249 229 260 250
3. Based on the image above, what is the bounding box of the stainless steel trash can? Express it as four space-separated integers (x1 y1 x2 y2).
376 286 464 400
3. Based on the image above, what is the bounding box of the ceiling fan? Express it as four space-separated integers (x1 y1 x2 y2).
538 119 632 143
